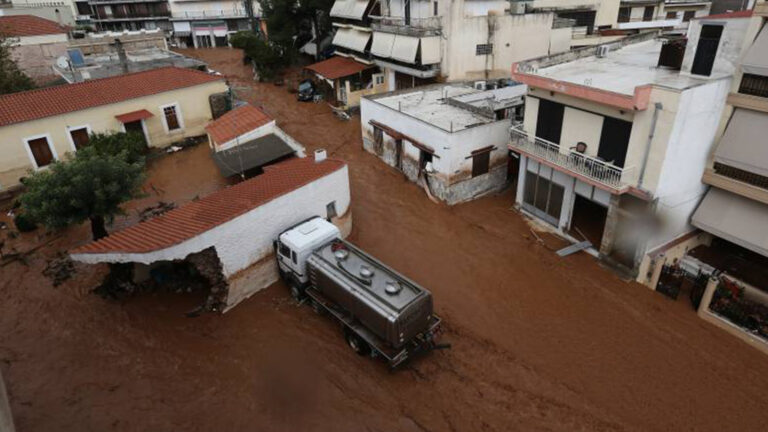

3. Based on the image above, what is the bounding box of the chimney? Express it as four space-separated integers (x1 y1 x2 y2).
314 149 327 162
114 38 128 74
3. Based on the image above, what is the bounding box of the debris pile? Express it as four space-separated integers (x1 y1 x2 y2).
43 254 76 287
138 201 176 222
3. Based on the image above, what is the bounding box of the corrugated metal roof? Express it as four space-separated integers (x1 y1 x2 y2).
305 56 372 80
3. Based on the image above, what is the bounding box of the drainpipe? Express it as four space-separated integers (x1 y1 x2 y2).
638 102 662 189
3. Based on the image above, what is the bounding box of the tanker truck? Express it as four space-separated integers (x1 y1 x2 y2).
275 217 446 368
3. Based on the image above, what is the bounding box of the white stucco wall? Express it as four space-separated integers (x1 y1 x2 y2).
168 0 260 17
72 164 351 276
442 5 554 81
648 78 731 251
681 16 751 78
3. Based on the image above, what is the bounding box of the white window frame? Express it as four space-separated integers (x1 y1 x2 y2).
23 133 59 170
160 102 185 134
65 124 92 152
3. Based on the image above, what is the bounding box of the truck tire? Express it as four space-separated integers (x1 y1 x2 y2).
345 330 371 356
290 284 304 301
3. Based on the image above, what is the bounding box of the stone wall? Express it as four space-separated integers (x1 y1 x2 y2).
11 41 67 84
69 32 167 55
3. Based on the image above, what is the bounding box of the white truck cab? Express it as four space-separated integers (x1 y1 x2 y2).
276 217 341 284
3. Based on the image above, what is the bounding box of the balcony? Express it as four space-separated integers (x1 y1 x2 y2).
370 16 441 37
509 127 636 190
703 164 768 205
170 10 249 20
93 12 171 21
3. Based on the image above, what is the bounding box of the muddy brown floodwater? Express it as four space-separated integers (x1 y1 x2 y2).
2 47 768 432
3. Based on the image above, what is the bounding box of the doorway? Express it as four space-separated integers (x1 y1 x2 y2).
535 98 564 144
522 169 564 226
124 120 148 147
691 24 723 76
569 195 608 247
597 116 632 167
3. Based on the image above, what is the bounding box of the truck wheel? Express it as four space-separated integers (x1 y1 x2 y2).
345 331 371 356
290 284 304 301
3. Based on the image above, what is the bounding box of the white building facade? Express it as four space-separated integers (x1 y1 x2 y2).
329 0 565 91
168 0 260 48
508 17 747 280
361 83 525 204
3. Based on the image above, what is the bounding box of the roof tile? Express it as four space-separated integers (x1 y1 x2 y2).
71 156 346 255
205 104 273 146
0 15 67 37
0 67 224 127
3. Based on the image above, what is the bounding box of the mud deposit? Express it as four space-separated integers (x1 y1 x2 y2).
1 48 768 432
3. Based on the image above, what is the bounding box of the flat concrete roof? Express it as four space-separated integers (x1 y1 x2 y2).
55 48 207 83
372 85 503 132
536 40 707 95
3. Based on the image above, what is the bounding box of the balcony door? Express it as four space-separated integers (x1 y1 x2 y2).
535 98 564 144
691 24 723 76
597 117 632 168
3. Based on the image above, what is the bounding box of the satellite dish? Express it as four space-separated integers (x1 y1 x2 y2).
56 56 70 69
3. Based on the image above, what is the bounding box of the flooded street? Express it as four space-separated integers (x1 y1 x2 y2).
2 47 768 431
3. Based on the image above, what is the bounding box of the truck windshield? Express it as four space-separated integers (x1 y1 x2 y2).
279 242 291 258
299 82 312 91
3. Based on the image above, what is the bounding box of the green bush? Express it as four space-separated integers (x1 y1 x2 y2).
14 213 37 232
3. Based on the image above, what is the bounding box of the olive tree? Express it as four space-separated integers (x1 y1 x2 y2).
19 133 146 240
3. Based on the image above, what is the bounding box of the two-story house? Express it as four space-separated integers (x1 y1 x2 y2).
508 13 748 281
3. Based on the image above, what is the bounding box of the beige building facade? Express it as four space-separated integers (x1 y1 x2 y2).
0 67 227 190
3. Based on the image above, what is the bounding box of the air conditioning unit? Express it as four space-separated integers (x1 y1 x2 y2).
474 80 486 90
596 45 610 58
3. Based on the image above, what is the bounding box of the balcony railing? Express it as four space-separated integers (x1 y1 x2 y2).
172 9 249 19
509 127 635 189
370 16 441 37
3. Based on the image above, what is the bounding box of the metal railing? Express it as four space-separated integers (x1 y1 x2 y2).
371 16 441 36
510 127 635 189
173 9 248 19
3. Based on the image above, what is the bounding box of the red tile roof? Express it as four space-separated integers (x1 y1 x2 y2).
0 15 68 37
115 109 154 123
205 104 273 146
71 156 346 255
695 10 754 19
0 67 224 127
305 56 373 80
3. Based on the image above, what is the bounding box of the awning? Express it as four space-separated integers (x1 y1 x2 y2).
692 188 768 256
305 55 372 80
115 109 153 123
714 108 768 177
192 22 227 36
212 134 296 177
332 27 370 53
371 32 395 58
420 36 441 65
742 23 768 76
391 35 419 63
330 0 369 20
173 21 191 36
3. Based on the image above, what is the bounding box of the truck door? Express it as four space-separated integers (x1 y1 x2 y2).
276 241 295 274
